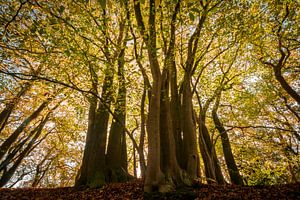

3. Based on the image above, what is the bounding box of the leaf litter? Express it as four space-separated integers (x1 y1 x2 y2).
0 180 299 199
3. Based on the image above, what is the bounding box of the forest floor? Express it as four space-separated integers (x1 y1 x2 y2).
0 180 299 200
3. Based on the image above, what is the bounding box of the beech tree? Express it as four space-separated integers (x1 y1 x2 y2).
0 0 299 191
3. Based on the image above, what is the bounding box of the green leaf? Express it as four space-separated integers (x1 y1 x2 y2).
191 7 200 13
58 6 65 14
50 18 57 25
30 26 37 33
64 50 71 56
187 2 194 7
189 13 195 21
38 28 45 35
98 0 106 9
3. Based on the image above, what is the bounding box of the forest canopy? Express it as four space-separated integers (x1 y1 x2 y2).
0 0 299 192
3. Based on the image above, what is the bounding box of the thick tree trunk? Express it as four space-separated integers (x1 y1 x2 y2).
75 95 98 187
170 72 183 169
212 97 243 185
106 48 131 183
91 106 109 186
76 1 126 185
76 0 127 186
76 64 114 188
160 69 190 191
181 75 199 179
144 77 163 192
76 64 114 187
76 101 112 188
179 2 209 180
106 106 129 182
134 0 196 192
167 3 183 170
132 0 164 193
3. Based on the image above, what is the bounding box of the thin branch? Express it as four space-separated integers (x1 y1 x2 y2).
225 125 297 133
3 0 28 39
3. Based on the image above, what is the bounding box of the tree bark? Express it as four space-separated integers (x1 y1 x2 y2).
0 99 51 160
139 83 147 179
0 66 41 134
167 1 183 171
75 95 98 187
106 48 131 182
160 67 190 190
0 113 50 187
273 68 300 105
76 0 127 186
76 63 114 187
198 117 217 183
212 95 244 185
181 74 199 179
179 3 209 180
133 0 164 192
199 112 226 184
0 83 31 133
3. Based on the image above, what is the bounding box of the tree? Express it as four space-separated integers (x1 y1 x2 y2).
212 92 244 185
0 0 299 191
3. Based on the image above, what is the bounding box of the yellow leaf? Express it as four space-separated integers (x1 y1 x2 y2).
155 0 160 8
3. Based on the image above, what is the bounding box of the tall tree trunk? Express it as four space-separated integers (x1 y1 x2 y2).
128 3 149 179
75 95 98 187
0 113 50 187
179 3 209 180
199 113 225 184
212 95 244 185
181 75 199 179
198 115 217 183
144 73 163 193
106 48 131 182
160 67 190 191
141 0 164 192
76 0 127 187
0 83 30 133
139 83 147 179
170 67 183 169
0 65 41 134
94 64 115 181
160 1 194 191
76 62 114 187
168 2 183 171
0 99 51 160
